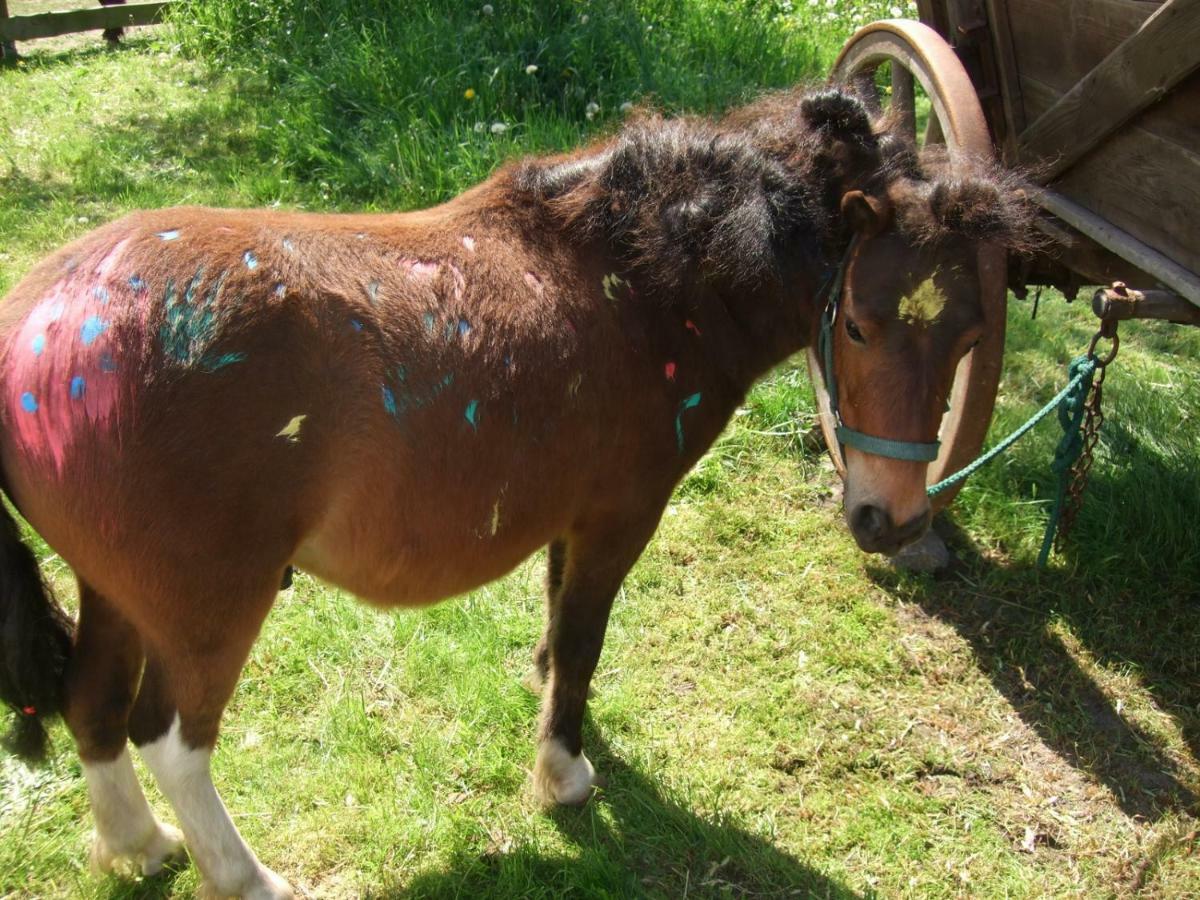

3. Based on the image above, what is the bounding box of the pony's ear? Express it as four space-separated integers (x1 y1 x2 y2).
801 89 873 141
841 190 892 236
928 179 1011 239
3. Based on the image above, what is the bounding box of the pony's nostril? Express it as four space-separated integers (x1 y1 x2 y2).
850 504 891 543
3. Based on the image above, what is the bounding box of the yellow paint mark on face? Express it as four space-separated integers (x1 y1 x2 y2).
897 274 947 326
276 414 307 443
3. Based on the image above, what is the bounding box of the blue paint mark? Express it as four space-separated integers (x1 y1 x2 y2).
503 354 512 369
20 392 38 413
464 400 479 430
457 318 471 338
350 318 364 332
243 250 258 270
92 285 109 303
274 283 286 297
423 312 436 334
157 230 180 241
129 275 146 293
99 352 117 373
675 391 702 453
202 352 246 372
381 384 397 417
70 376 86 399
281 238 295 253
31 334 45 356
80 315 108 346
367 281 380 304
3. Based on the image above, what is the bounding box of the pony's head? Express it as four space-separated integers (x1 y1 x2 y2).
828 174 1028 555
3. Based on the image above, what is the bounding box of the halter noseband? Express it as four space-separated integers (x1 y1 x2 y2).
816 240 942 464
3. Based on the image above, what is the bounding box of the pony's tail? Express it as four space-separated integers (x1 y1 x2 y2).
0 496 73 764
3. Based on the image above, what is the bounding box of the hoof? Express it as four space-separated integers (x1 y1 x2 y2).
199 865 295 900
91 821 186 877
533 738 597 806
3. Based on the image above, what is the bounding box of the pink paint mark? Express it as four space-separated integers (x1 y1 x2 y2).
448 262 466 303
685 319 702 337
6 246 134 473
462 236 476 252
564 317 577 334
400 258 440 278
525 271 543 294
665 361 677 381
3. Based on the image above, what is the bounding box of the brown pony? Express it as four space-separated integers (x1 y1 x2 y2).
0 87 1026 897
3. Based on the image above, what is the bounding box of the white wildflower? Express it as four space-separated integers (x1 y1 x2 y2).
490 122 507 135
580 13 589 24
474 121 486 133
890 5 903 15
481 4 493 15
619 101 634 114
525 64 538 74
585 101 600 120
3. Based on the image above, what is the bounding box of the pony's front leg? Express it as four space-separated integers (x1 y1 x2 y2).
532 520 656 806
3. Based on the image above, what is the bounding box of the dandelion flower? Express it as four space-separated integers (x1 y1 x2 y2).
585 101 600 120
481 4 493 14
525 64 538 75
464 88 476 100
490 122 508 135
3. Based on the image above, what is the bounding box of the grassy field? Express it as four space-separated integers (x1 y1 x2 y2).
2 1 1198 897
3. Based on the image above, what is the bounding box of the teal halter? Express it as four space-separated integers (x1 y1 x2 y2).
816 241 942 464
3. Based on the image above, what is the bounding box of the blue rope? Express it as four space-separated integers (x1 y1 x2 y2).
926 356 1097 499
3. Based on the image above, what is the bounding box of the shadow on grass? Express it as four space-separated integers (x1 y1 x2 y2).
400 731 859 899
869 450 1200 823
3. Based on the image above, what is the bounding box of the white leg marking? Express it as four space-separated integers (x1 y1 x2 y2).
533 736 596 806
139 717 293 899
82 748 185 876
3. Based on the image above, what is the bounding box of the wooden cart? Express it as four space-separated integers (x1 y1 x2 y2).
810 0 1200 506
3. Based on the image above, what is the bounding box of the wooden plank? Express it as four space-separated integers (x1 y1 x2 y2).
1030 187 1200 307
983 0 1027 163
1017 0 1200 180
1055 124 1200 276
1007 0 1158 97
0 1 169 42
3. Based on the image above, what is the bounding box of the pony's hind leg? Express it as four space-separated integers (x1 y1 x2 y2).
129 578 293 900
64 582 184 876
532 518 658 805
523 539 566 695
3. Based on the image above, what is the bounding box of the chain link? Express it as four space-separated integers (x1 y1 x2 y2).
1055 320 1118 551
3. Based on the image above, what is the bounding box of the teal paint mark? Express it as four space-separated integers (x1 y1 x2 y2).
674 391 702 453
129 275 146 293
367 281 380 304
202 352 246 372
464 400 479 430
31 334 45 356
282 238 295 253
396 365 407 383
159 269 245 372
20 392 38 413
157 230 180 241
444 320 457 341
243 250 258 270
350 318 364 332
457 318 471 338
70 376 85 399
80 315 108 346
92 285 109 302
423 312 436 334
503 354 512 369
99 352 117 373
382 384 397 417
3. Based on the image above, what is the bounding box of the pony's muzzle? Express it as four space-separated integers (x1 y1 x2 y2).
847 502 931 555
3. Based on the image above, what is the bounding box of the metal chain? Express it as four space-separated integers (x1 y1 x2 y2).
1054 320 1119 551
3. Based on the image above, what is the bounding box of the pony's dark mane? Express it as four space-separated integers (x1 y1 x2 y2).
506 86 1031 292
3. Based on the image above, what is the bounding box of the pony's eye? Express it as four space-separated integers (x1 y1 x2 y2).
845 318 865 344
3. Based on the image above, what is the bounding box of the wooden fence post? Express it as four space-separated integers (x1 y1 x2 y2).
0 0 18 63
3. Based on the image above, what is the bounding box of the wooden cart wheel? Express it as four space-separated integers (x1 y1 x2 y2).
807 19 1008 511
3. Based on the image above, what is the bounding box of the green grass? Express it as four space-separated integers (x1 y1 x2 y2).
2 2 1198 897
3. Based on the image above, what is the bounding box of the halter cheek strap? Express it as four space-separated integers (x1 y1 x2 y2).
817 241 942 464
